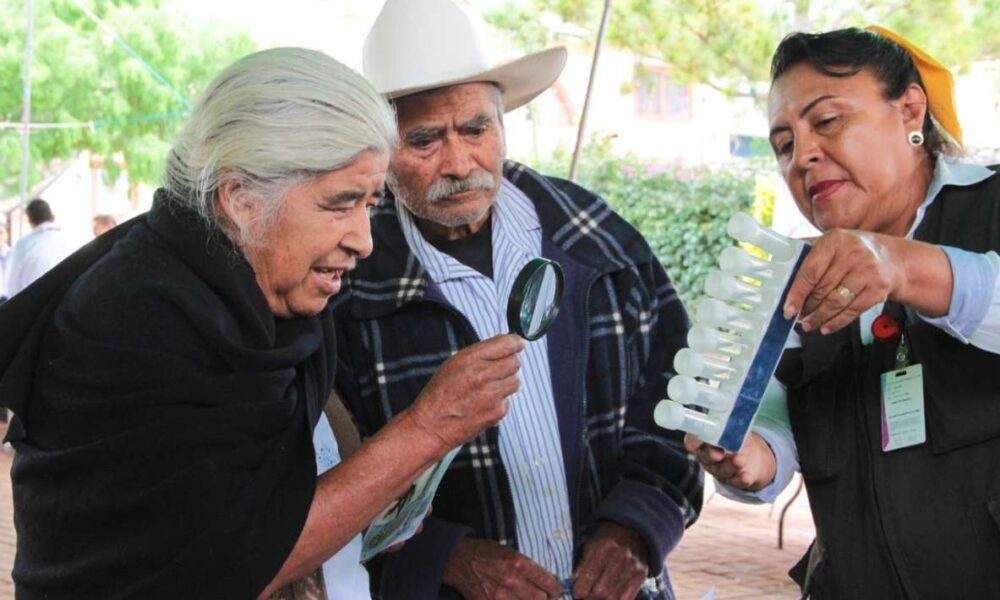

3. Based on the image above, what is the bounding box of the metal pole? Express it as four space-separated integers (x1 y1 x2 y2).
568 0 613 182
19 0 34 239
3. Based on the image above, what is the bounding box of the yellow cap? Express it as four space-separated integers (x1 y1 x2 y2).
865 25 962 147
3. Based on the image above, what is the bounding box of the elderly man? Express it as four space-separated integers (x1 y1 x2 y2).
333 1 702 599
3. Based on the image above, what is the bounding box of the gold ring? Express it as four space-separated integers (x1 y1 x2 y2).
836 285 856 302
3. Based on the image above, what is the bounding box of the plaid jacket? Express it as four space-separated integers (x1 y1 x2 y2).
333 162 703 599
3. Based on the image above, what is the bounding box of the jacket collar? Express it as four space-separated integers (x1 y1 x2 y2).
340 160 652 320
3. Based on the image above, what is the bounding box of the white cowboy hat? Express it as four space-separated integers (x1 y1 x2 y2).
363 0 567 112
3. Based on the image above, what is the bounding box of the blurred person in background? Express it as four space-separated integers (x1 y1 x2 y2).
4 198 74 297
92 214 117 237
686 27 1000 598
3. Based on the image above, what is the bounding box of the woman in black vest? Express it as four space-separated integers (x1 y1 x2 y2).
686 27 1000 598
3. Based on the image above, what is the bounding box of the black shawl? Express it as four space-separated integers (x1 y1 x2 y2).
0 190 334 599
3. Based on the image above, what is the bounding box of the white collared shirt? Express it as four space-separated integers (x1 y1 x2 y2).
5 222 74 297
398 179 575 586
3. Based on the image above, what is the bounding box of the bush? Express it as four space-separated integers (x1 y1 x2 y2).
532 137 775 306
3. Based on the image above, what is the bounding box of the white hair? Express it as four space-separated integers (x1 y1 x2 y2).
163 47 397 245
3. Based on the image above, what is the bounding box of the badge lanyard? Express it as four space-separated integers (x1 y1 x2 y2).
872 310 926 452
894 333 911 370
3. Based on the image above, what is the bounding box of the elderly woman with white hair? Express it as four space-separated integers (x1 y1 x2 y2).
0 47 523 599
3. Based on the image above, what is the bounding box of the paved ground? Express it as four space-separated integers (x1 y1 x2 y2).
0 441 813 600
667 479 814 600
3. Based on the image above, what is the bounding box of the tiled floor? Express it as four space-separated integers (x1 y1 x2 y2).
668 479 814 600
0 448 814 599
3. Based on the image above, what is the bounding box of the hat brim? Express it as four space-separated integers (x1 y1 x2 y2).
384 46 567 113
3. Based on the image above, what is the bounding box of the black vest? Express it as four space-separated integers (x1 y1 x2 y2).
776 169 1000 599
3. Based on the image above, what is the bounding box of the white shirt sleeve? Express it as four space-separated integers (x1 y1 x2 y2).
5 228 74 297
964 251 1000 352
10 250 51 296
917 248 1000 353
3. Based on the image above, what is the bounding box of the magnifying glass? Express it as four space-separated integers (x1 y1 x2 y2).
507 258 564 341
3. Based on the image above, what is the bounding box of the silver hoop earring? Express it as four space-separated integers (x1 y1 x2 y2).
908 131 925 147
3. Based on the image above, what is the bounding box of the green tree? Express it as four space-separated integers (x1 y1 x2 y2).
0 0 256 196
486 0 1000 97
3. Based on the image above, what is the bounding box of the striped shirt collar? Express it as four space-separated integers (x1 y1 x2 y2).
397 178 542 284
341 160 652 321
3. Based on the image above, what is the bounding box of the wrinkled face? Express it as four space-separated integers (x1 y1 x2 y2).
237 150 387 319
388 82 505 239
768 63 928 235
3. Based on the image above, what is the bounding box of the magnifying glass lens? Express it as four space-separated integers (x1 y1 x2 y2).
508 258 564 341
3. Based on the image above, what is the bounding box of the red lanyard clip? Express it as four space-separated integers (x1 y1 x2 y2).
872 314 902 343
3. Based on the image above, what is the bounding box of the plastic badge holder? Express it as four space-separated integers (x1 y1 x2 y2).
654 212 810 451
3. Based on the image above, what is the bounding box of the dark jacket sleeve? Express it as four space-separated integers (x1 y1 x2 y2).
587 258 703 570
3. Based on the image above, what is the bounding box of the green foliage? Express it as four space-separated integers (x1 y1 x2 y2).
534 137 766 305
486 0 780 96
0 0 256 194
487 0 1000 96
814 0 1000 69
483 2 552 52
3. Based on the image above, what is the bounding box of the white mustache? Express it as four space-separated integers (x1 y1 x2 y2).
426 170 496 203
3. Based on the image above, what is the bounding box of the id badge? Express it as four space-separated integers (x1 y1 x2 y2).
880 364 926 452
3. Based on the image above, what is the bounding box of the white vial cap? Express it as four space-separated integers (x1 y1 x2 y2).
654 400 687 430
726 212 796 262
